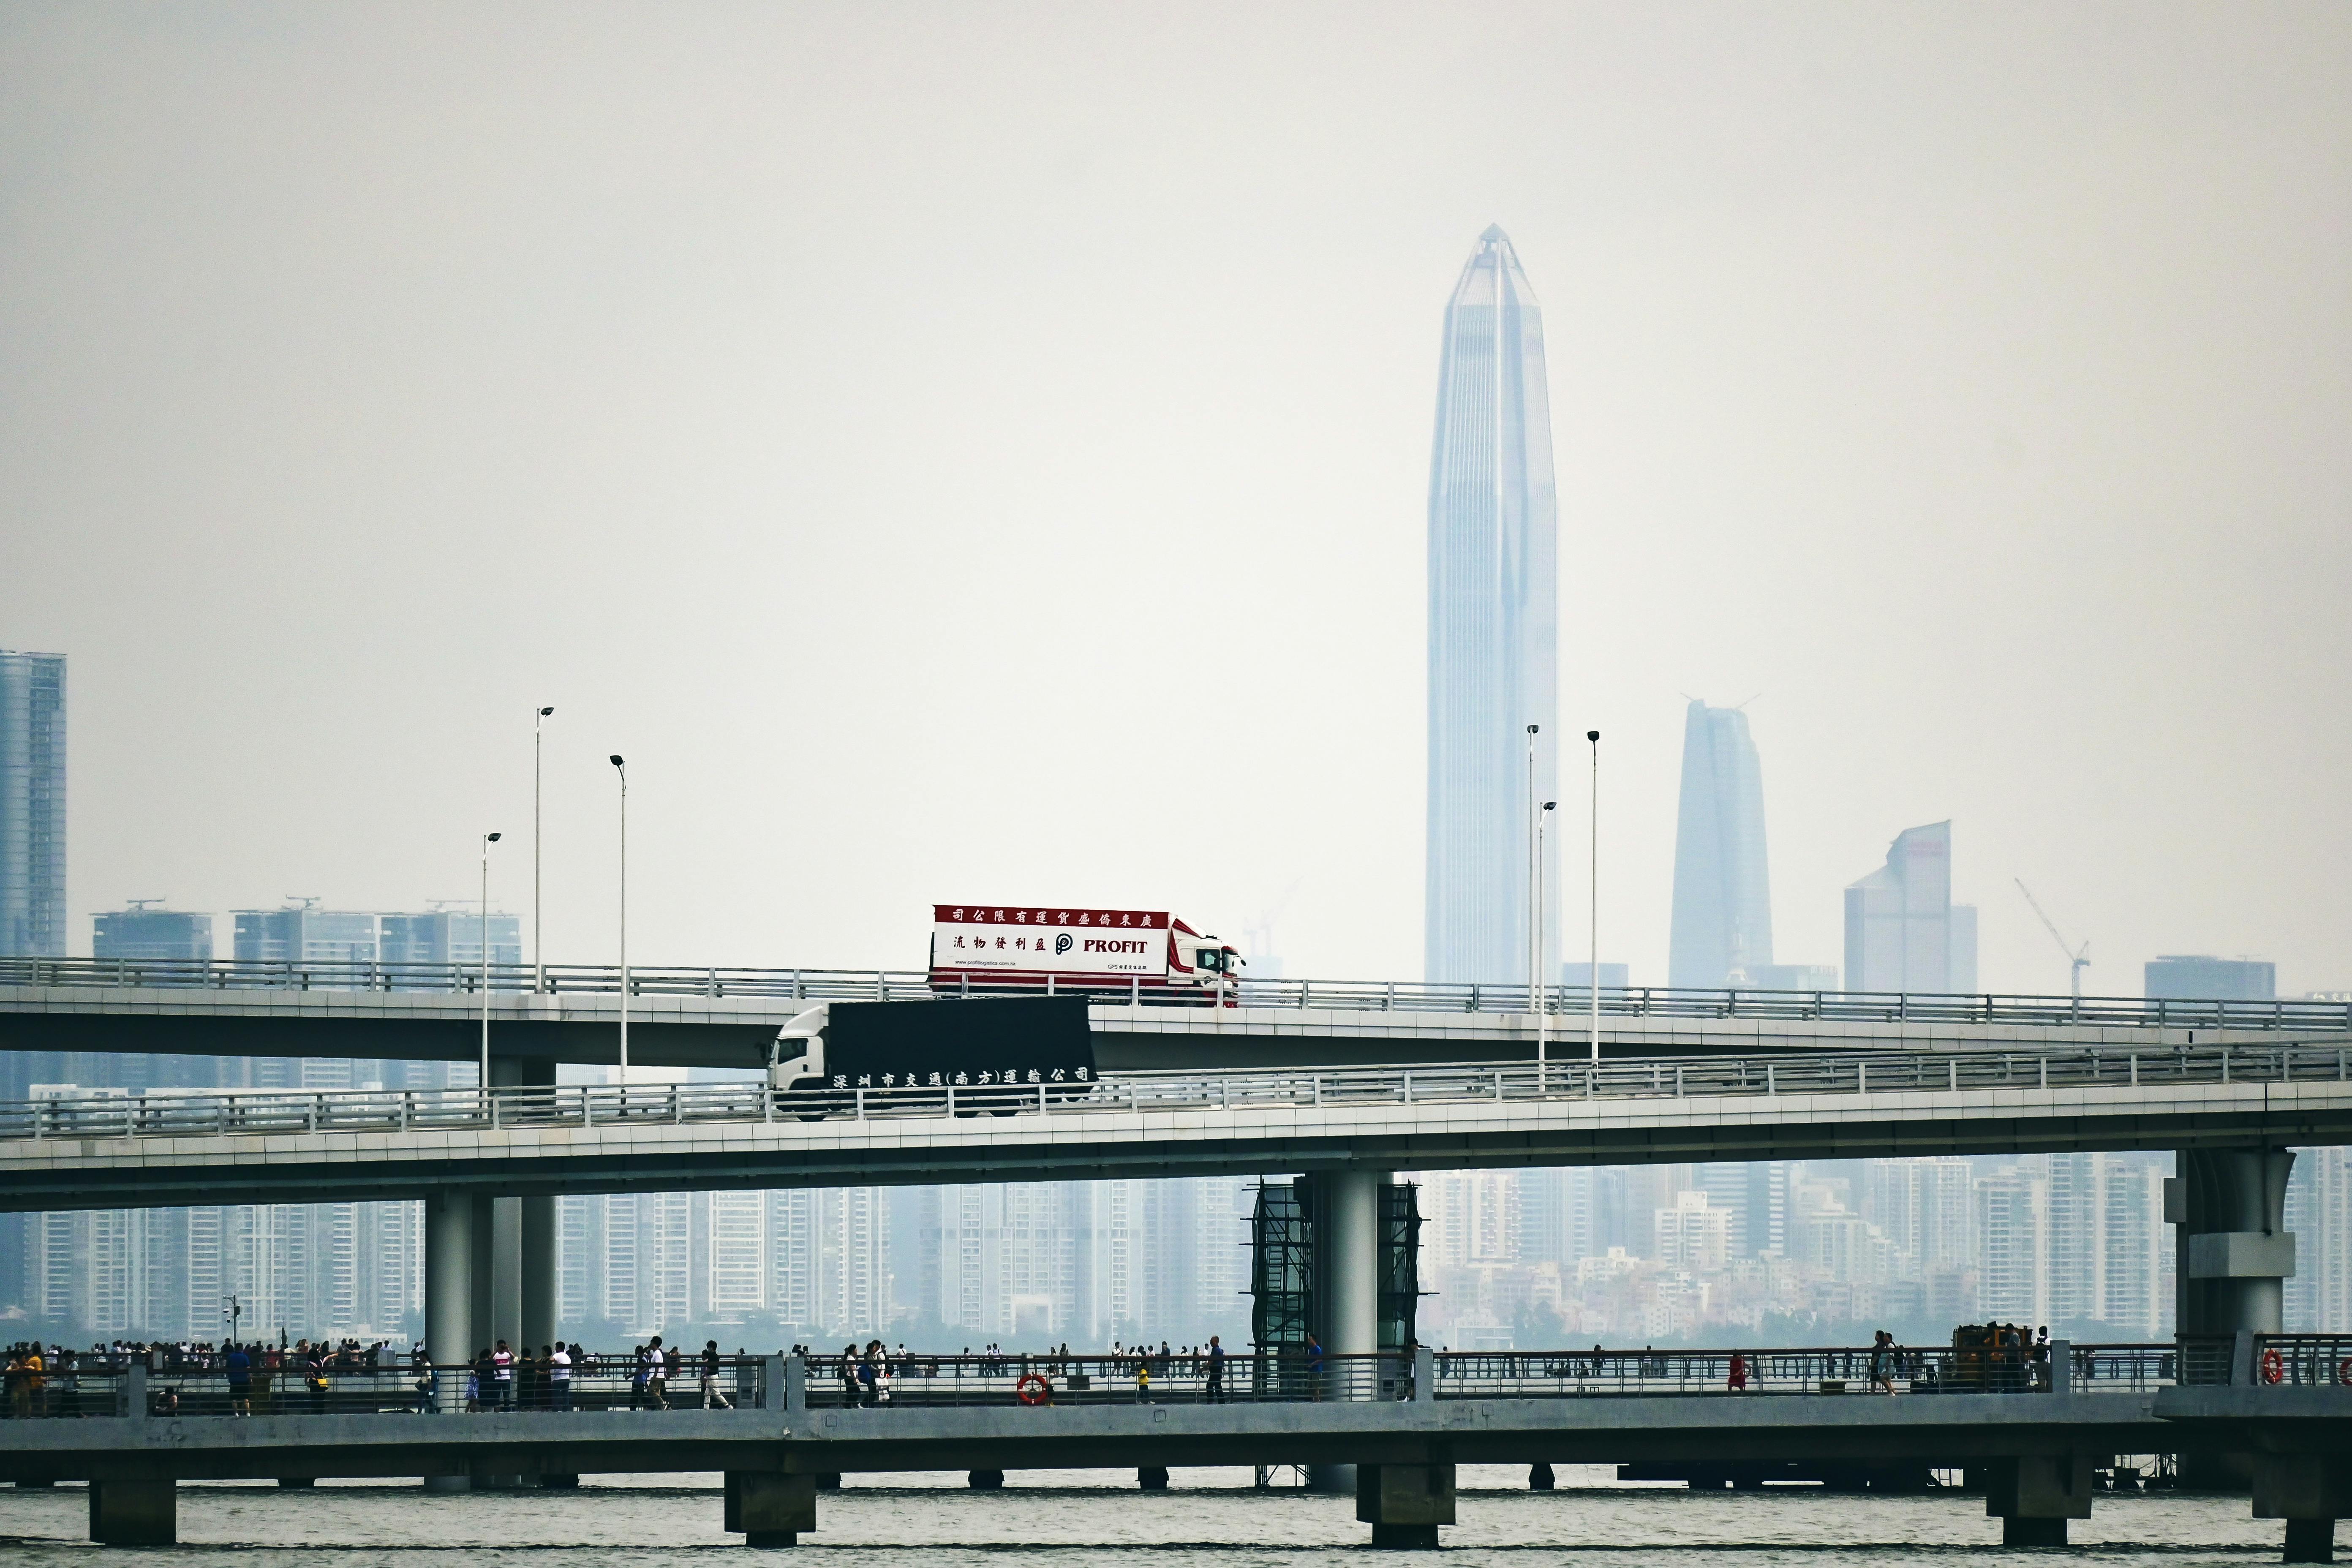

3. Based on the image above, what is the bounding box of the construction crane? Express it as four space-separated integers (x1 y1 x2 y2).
2014 878 2090 999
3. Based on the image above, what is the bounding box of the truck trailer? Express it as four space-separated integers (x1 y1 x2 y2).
927 903 1241 1002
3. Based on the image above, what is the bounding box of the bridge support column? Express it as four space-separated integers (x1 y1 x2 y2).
1978 1454 2093 1547
424 1188 473 1492
1356 1463 1453 1549
725 1472 815 1547
2255 1454 2350 1563
89 1479 175 1546
1304 1168 1383 1495
2174 1149 2298 1490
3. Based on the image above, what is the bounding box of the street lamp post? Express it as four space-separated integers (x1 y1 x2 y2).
1536 798 1555 1089
534 707 553 992
480 831 503 1090
610 755 628 1085
1586 730 1601 1067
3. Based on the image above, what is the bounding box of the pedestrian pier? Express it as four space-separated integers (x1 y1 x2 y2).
7 1340 2350 1559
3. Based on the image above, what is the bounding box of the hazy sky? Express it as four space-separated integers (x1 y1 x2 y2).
3 3 2347 996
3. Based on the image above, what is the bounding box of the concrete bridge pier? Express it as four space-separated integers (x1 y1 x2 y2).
724 1471 816 1547
1974 1454 2093 1547
423 1187 473 1491
1306 1168 1383 1497
2255 1454 2349 1563
88 1478 175 1546
2175 1148 2298 1492
1356 1463 1454 1549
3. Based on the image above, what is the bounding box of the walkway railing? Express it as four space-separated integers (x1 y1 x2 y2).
23 1341 2337 1421
4 1040 2346 1142
4 955 2347 1033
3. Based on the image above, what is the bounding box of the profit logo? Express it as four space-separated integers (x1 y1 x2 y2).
1055 934 1075 956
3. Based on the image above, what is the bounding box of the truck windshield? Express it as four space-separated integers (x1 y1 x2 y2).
1195 950 1223 971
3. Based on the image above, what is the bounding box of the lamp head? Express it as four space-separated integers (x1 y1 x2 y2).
1586 730 1600 743
539 707 554 717
609 755 625 768
487 832 502 843
1527 724 1538 734
1543 801 1556 811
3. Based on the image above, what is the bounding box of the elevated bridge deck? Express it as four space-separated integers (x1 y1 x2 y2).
4 1039 2349 1210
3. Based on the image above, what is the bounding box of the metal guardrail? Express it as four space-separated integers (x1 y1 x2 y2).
4 955 2348 1033
16 1344 2252 1419
3 1040 2345 1143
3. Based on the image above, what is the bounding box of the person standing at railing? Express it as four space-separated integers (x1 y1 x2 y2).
227 1342 253 1416
1727 1353 1748 1393
838 1345 860 1407
22 1343 45 1418
491 1339 515 1411
1305 1333 1325 1399
304 1344 329 1413
1206 1336 1227 1403
549 1342 573 1411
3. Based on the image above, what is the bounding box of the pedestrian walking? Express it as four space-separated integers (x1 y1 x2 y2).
1727 1352 1748 1393
645 1336 670 1410
1205 1335 1227 1403
701 1342 733 1410
1870 1331 1897 1395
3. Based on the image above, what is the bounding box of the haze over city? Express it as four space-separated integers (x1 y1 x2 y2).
3 3 2346 996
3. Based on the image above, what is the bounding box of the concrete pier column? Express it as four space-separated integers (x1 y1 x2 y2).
2255 1454 2349 1563
1306 1169 1383 1495
726 1472 815 1547
521 1195 557 1358
967 1470 1005 1490
425 1189 474 1492
2175 1148 2298 1338
89 1479 176 1546
1356 1463 1454 1549
1977 1454 2093 1546
1138 1467 1169 1491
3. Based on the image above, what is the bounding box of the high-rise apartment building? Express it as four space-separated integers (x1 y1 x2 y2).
1667 702 1773 988
233 905 380 966
1843 822 1976 994
2287 1147 2351 1333
1424 226 1559 985
0 650 66 958
93 906 214 962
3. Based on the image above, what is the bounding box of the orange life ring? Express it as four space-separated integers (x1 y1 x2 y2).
1016 1373 1051 1406
2336 1357 2352 1388
2259 1347 2284 1386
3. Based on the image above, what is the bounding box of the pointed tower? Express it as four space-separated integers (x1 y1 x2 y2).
1424 227 1559 986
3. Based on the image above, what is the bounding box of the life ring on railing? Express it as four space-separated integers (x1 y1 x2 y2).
2336 1357 2352 1387
1016 1373 1051 1406
2259 1348 2284 1385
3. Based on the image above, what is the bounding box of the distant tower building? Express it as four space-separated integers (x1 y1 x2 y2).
1843 822 1975 994
1424 226 1559 985
1667 702 1773 988
93 905 214 963
0 650 67 958
2145 956 2275 1001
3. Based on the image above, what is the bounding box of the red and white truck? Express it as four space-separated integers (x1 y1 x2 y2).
928 904 1241 1002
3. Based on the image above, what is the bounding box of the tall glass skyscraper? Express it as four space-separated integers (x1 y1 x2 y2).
1424 227 1559 985
1666 701 1773 989
0 649 67 958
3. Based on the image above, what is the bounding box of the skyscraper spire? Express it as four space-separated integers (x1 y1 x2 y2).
1424 229 1559 985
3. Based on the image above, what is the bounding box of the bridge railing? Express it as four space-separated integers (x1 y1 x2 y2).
5 954 2349 1034
4 1038 2348 1141
1431 1344 2153 1397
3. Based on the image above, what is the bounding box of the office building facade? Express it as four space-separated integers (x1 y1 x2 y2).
1667 702 1774 988
1425 226 1560 985
1843 822 1976 994
0 650 66 958
93 906 214 963
2145 956 2276 1002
